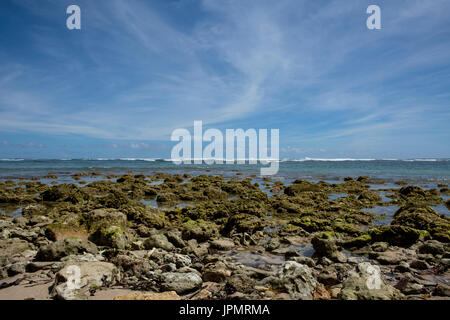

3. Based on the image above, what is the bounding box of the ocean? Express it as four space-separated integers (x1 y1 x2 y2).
0 159 449 186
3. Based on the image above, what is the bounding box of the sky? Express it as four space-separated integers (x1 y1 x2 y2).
0 0 449 160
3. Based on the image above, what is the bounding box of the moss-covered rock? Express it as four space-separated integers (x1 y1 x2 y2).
369 225 421 247
343 234 372 249
42 184 91 204
181 218 219 241
392 204 450 242
358 190 382 203
284 180 323 196
223 214 263 235
290 216 331 233
83 209 131 249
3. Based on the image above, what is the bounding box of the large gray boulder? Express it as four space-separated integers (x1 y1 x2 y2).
52 261 119 300
36 239 98 261
339 262 404 300
144 233 174 251
160 272 203 294
274 261 318 300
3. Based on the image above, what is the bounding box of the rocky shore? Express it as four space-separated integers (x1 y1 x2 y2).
0 172 449 300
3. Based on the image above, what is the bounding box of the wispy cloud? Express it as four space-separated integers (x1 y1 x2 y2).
0 0 449 157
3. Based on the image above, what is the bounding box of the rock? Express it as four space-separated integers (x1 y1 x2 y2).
61 253 103 263
114 291 181 300
313 285 331 300
192 288 213 300
164 253 191 268
339 262 404 300
409 260 429 270
13 217 28 228
22 204 46 217
275 261 318 300
288 256 315 268
312 232 346 262
161 263 177 272
418 240 445 255
160 272 203 294
36 239 98 261
7 262 27 276
226 274 256 294
52 262 118 300
144 233 175 251
42 184 90 203
375 251 404 265
400 282 425 295
166 230 186 248
392 205 449 242
434 283 450 297
0 238 33 259
26 261 63 273
228 292 247 299
185 240 209 258
85 209 130 249
318 267 339 286
344 234 371 248
90 225 129 250
394 261 410 273
330 286 341 299
369 225 421 247
264 237 280 251
9 228 38 242
202 262 231 283
371 242 389 252
441 258 450 266
210 239 235 251
358 191 382 203
130 240 144 250
182 219 219 241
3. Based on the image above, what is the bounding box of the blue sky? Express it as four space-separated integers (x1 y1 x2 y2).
0 0 449 159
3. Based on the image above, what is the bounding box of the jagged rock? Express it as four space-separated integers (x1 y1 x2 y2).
339 262 404 300
273 261 318 300
210 239 235 251
202 261 231 282
166 230 186 248
164 253 192 268
52 262 119 300
312 233 346 262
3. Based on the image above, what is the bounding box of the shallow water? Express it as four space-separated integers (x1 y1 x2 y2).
378 191 393 202
431 205 450 216
0 206 23 218
1 159 449 185
364 205 399 225
149 180 164 186
140 198 191 210
368 183 401 190
328 193 348 200
284 244 315 257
